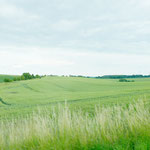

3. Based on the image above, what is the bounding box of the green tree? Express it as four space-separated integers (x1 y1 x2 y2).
22 73 32 80
31 74 35 79
35 75 41 79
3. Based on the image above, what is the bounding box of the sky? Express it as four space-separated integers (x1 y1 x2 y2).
0 0 150 76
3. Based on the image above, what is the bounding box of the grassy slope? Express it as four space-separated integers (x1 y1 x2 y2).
0 76 150 118
0 76 150 149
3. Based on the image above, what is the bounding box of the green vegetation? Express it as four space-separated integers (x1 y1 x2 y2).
0 97 11 105
3 73 42 83
119 78 135 82
96 74 150 79
0 76 150 118
0 75 19 83
0 100 150 150
4 78 13 82
0 76 150 149
21 73 41 80
64 74 150 79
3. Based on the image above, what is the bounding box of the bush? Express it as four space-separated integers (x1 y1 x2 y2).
119 79 128 82
119 79 135 82
21 75 25 80
4 78 13 82
16 77 21 81
13 77 17 81
13 76 24 81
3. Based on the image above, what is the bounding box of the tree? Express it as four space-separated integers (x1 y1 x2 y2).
22 73 32 80
35 75 41 79
32 74 35 79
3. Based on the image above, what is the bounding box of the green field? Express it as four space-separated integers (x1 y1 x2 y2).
0 76 150 149
0 76 150 118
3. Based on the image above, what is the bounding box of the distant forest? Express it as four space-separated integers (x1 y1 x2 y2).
68 75 150 79
96 75 150 79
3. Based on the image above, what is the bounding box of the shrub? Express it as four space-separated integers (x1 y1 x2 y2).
16 77 21 81
13 76 24 81
119 78 128 82
130 80 135 82
4 78 13 82
13 77 17 81
119 79 135 82
21 75 25 80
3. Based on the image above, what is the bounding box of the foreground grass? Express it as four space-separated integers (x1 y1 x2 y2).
0 100 150 150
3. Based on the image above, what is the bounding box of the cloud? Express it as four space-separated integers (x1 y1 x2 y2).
0 0 150 75
0 1 39 20
51 19 80 32
0 46 150 75
81 27 103 37
0 2 21 18
0 2 30 19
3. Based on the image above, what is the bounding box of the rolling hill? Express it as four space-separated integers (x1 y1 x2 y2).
0 76 150 118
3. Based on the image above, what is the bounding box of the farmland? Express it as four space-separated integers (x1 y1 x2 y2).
0 76 150 118
0 76 150 149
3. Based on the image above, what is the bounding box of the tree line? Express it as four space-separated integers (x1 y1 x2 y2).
95 75 150 79
65 74 150 79
4 73 42 82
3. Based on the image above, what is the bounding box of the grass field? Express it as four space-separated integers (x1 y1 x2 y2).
0 76 150 118
0 100 150 150
0 76 150 149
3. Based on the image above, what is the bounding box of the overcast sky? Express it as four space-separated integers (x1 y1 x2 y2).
0 0 150 76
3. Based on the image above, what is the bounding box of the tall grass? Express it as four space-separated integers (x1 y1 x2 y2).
0 100 150 150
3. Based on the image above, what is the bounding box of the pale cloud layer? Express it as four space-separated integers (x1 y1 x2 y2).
0 0 150 75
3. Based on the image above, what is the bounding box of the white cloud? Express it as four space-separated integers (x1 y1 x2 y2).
81 27 103 37
51 20 80 32
0 1 39 20
138 0 150 7
0 46 150 75
0 0 150 75
0 2 24 18
24 59 74 66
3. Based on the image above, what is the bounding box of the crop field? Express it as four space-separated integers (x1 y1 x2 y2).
0 76 150 118
0 76 150 149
